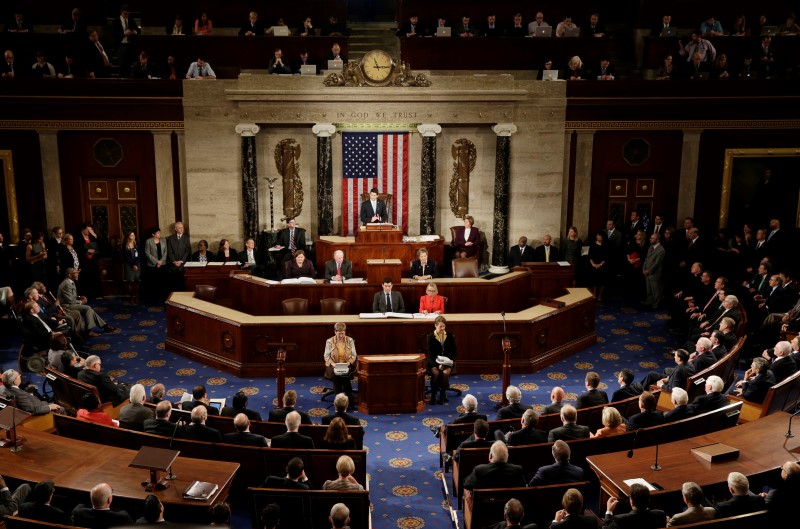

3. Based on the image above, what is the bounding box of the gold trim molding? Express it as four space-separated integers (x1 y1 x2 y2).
566 120 800 130
0 120 184 130
0 150 19 241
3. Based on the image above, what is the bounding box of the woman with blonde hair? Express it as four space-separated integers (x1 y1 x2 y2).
324 322 357 399
590 407 627 438
322 455 364 491
419 283 445 315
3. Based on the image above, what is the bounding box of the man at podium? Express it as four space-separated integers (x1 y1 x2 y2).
359 187 388 225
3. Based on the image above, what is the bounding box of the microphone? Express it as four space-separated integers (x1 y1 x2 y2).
9 394 19 452
785 407 800 438
501 311 507 334
627 428 641 458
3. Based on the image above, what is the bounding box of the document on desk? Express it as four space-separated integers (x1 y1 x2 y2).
623 478 657 491
359 313 387 319
280 277 316 284
386 312 413 319
184 262 207 267
413 313 438 319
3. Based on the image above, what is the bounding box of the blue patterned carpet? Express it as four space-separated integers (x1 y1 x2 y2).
0 298 681 529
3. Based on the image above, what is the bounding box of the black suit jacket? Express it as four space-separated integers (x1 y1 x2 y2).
450 412 487 425
627 411 664 429
496 402 528 420
533 244 561 262
143 418 181 437
663 405 690 423
506 427 548 446
687 391 728 415
576 389 608 409
223 431 268 447
321 411 360 425
324 259 353 281
550 514 598 529
359 199 388 224
769 356 798 383
603 508 666 529
714 493 765 519
543 402 565 415
373 290 405 313
271 431 315 449
548 423 590 442
77 369 127 406
740 371 776 403
261 476 311 490
463 461 526 490
268 407 313 424
112 16 140 44
21 312 54 351
166 234 190 266
507 245 535 267
19 502 68 525
181 399 219 416
276 228 307 253
410 259 438 279
181 423 222 442
71 506 134 528
238 21 265 36
663 363 691 391
529 460 585 487
220 406 262 421
611 383 643 402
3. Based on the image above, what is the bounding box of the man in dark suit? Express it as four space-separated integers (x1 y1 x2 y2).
760 460 800 523
495 385 528 420
548 405 590 441
714 472 765 518
486 498 538 529
453 419 493 462
627 391 664 429
112 5 140 77
238 237 267 278
450 394 488 425
496 409 547 446
576 372 608 409
543 386 566 415
640 348 691 391
463 441 526 490
359 188 388 225
507 236 534 267
709 330 728 360
20 299 65 352
144 400 182 437
77 355 128 406
687 375 728 415
551 488 597 529
731 357 776 403
270 411 315 449
18 479 68 525
603 483 666 528
611 369 643 402
275 218 307 271
663 387 690 422
0 475 31 518
763 340 798 383
222 413 268 446
324 250 353 282
181 385 219 416
533 234 561 263
71 482 134 528
84 30 111 78
238 11 265 36
220 390 262 421
166 221 190 288
410 248 438 280
321 393 360 425
45 226 64 291
372 278 405 313
268 390 312 424
181 406 222 442
1 369 60 415
261 457 312 490
118 383 155 429
529 440 585 486
397 14 427 37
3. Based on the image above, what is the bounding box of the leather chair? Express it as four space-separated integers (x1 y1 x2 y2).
451 258 479 278
194 284 218 303
449 225 483 266
320 298 347 315
282 298 309 315
360 192 393 222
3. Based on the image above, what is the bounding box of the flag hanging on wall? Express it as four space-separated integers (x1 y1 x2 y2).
342 132 408 235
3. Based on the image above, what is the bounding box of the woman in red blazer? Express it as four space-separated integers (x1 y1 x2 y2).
419 283 445 315
453 215 480 258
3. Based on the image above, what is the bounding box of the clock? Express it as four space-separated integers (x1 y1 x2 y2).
361 50 395 85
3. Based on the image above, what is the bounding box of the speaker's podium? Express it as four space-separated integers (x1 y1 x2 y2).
357 354 426 414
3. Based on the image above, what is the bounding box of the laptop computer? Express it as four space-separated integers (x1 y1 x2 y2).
327 59 343 72
761 26 777 36
660 27 677 37
534 26 552 37
300 65 316 76
271 25 290 36
541 70 559 81
436 26 451 37
563 26 580 37
693 71 709 80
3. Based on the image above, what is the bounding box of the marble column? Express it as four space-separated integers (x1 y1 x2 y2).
490 123 518 274
175 130 188 225
313 123 336 236
236 123 260 241
572 130 596 239
678 130 702 222
417 123 442 235
37 130 65 230
151 131 176 229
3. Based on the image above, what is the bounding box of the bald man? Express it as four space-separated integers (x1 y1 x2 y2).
543 387 565 415
71 482 133 527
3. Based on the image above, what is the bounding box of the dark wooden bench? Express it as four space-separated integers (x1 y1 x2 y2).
452 401 742 509
729 369 800 422
44 367 114 416
463 482 592 529
685 336 745 400
52 414 366 497
671 510 768 529
4 517 83 529
248 487 371 529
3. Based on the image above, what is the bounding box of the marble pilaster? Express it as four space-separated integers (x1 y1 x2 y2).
37 130 65 230
151 131 176 229
489 123 517 273
313 123 336 236
678 130 702 222
417 123 442 235
572 130 596 239
236 123 260 241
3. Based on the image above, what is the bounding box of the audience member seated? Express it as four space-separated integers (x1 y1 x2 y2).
182 384 219 416
325 250 353 282
320 417 356 450
324 322 357 399
450 393 487 425
604 483 667 529
661 389 688 424
410 248 438 280
195 12 213 36
271 411 315 448
453 216 480 259
166 15 188 36
78 355 128 406
329 503 351 529
118 383 155 429
627 391 664 429
144 400 180 436
591 406 628 438
71 483 133 527
711 54 731 80
326 43 348 64
268 48 292 74
18 480 67 525
6 11 32 33
0 474 31 518
778 14 800 36
496 385 528 420
1 369 60 415
185 56 216 79
323 456 364 491
668 481 715 526
507 13 527 37
60 350 84 379
297 17 315 38
31 52 56 79
594 58 617 81
285 250 316 279
182 405 223 442
567 56 588 80
577 371 608 409
656 54 676 80
136 494 168 524
556 17 579 37
47 335 75 372
130 51 159 80
496 409 547 446
419 283 445 315
687 375 727 415
482 14 502 38
529 440 585 486
533 234 560 262
463 441 526 490
507 236 533 267
322 393 360 425
731 14 749 37
148 383 166 404
222 413 268 446
453 419 493 461
21 299 65 352
58 268 117 335
269 389 313 424
488 498 538 529
731 357 775 403
551 488 596 529
760 460 800 523
60 8 87 35
293 50 317 74
220 390 262 421
216 239 238 263
543 386 566 414
528 12 550 36
397 14 425 37
587 13 606 38
611 369 643 401
240 11 265 37
641 349 691 391
191 239 214 262
208 502 230 525
322 14 348 37
761 340 798 382
455 15 477 38
700 16 724 37
262 457 312 490
1 50 18 79
548 405 590 441
714 472 765 518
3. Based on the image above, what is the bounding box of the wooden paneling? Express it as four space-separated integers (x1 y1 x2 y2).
0 130 45 234
315 237 444 280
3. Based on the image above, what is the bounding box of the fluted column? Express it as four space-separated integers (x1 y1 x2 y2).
489 123 518 274
236 123 260 241
417 123 442 235
678 130 702 222
313 123 337 236
37 130 65 230
573 130 596 239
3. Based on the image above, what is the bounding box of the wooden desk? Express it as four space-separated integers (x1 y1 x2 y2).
357 354 425 414
516 262 575 301
6 427 237 522
587 412 798 512
184 265 250 300
165 288 596 377
315 235 443 279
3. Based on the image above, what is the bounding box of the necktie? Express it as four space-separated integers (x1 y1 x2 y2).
545 246 550 262
608 230 612 237
386 293 392 312
289 230 296 254
248 250 254 264
336 262 341 277
97 42 109 66
36 314 53 333
757 241 763 249
768 231 775 242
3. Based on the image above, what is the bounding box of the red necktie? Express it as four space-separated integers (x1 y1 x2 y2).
336 263 341 276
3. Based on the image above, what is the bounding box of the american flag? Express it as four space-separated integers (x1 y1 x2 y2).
342 132 408 235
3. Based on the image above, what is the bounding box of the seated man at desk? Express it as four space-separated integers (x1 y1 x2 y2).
239 238 266 277
373 278 404 313
410 248 438 280
275 217 306 271
324 250 352 282
359 187 388 225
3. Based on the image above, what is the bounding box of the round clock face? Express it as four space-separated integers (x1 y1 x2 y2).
362 50 394 84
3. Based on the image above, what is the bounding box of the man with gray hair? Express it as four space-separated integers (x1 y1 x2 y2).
762 340 798 383
529 440 584 486
71 482 133 527
714 472 764 518
324 250 353 282
548 405 590 441
181 406 222 442
329 503 350 529
1 369 59 414
463 441 525 490
143 400 180 436
496 409 547 446
496 385 528 420
687 375 727 415
270 411 314 449
57 268 116 335
668 482 714 525
223 413 268 446
663 387 690 422
166 221 190 289
322 393 360 426
77 355 128 406
451 393 488 424
118 383 154 429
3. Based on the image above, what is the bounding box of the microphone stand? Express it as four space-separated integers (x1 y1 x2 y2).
166 419 181 480
651 443 661 471
785 408 800 438
10 395 20 453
